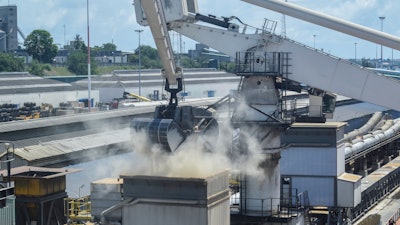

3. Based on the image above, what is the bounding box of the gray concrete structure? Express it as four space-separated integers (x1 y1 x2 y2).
0 5 18 52
118 171 230 225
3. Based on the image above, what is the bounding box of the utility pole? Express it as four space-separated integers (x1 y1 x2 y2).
313 34 316 48
87 0 91 112
354 42 357 63
135 29 143 96
379 16 385 68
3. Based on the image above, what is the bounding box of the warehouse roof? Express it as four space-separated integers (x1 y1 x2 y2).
0 72 86 94
74 68 240 88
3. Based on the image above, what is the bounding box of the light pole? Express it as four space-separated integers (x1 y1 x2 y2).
135 29 143 96
354 42 357 63
78 184 84 198
313 34 316 48
87 0 92 112
379 16 385 68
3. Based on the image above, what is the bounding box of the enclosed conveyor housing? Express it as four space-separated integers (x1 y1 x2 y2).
342 112 383 143
344 118 400 159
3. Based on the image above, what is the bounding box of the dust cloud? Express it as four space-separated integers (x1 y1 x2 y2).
126 120 266 178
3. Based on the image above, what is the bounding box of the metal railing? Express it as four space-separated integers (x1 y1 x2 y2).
230 190 309 218
235 51 291 76
386 208 400 225
64 196 92 224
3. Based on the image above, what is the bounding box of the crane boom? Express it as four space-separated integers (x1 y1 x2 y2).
132 0 400 154
135 0 182 85
242 0 400 51
170 21 400 112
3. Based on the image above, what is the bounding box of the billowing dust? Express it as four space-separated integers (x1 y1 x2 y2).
125 121 267 178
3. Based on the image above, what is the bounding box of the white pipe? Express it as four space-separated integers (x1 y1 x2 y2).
345 119 400 158
242 0 400 51
344 112 382 143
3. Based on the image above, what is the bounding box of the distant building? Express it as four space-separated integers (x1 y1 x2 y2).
53 49 129 65
0 5 18 52
93 50 128 64
188 43 231 69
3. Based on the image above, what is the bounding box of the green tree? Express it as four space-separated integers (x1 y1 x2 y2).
102 43 117 52
91 42 117 57
66 34 98 74
181 56 200 68
28 60 51 76
219 61 236 73
67 50 97 75
24 30 58 63
72 34 86 51
128 45 162 69
0 53 24 72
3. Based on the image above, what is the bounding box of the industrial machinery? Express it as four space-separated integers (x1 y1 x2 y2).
132 0 400 224
123 91 152 102
131 0 218 152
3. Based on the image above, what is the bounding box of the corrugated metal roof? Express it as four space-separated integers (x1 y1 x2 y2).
74 68 240 89
0 72 86 95
11 128 130 162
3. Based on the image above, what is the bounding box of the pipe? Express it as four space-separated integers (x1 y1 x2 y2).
343 112 382 143
345 118 400 158
241 0 400 51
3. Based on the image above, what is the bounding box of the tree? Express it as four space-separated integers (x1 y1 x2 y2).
91 42 117 57
71 35 86 51
24 30 58 63
28 60 51 76
181 56 200 68
128 45 162 69
0 53 24 72
219 61 236 73
67 50 97 75
102 43 117 52
65 34 98 74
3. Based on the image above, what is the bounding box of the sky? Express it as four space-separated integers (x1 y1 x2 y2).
9 0 400 60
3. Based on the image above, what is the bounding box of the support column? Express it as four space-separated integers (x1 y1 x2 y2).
362 155 368 176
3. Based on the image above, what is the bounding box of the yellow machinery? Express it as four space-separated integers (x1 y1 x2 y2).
123 91 151 102
64 196 92 225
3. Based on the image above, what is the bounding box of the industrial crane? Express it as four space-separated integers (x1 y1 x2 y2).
132 0 400 148
132 0 400 218
131 0 218 152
